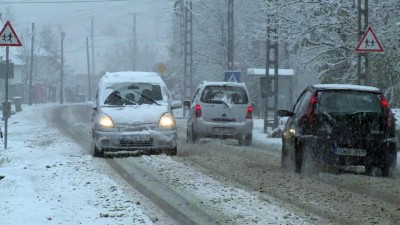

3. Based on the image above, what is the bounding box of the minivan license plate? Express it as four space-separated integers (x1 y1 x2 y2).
122 135 150 142
335 148 366 157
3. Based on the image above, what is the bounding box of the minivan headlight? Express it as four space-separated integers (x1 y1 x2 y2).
159 113 175 128
99 115 114 128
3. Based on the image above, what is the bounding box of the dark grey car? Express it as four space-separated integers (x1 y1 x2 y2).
278 84 397 177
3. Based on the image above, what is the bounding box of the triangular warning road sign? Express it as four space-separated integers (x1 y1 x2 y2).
355 26 383 52
228 74 238 82
0 21 22 47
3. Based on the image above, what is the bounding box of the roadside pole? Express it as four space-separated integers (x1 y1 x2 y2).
5 46 9 149
0 21 23 149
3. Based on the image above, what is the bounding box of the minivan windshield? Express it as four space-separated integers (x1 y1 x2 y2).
200 85 249 104
101 82 163 106
317 91 382 113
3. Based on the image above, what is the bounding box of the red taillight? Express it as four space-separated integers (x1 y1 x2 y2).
381 97 388 107
380 97 393 131
195 104 202 118
311 96 317 104
246 106 253 119
306 94 317 124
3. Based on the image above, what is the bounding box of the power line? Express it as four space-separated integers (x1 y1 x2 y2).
0 0 133 3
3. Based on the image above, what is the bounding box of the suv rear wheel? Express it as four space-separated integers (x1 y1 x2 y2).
187 126 199 143
238 134 252 146
165 147 177 156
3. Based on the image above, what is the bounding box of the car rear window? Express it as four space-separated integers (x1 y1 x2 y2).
317 90 382 113
200 85 249 104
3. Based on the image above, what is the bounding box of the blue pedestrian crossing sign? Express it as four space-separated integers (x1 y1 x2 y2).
224 70 241 83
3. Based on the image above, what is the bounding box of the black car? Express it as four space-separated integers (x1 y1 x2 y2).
278 84 397 177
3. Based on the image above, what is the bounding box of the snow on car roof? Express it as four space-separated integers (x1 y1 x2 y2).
312 84 381 93
99 71 165 87
199 81 247 88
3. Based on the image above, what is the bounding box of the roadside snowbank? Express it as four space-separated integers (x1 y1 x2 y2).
0 104 153 225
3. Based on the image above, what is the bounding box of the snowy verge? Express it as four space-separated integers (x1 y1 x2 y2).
0 104 154 225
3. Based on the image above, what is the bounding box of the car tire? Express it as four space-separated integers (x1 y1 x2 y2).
281 141 297 172
192 126 200 143
186 128 192 143
238 134 252 146
381 155 397 178
294 140 303 173
93 144 103 157
300 140 321 175
165 147 177 156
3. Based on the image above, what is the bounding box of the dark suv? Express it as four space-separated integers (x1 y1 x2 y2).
278 84 397 177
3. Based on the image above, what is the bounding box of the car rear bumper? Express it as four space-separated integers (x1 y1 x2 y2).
195 119 253 139
93 129 177 153
300 135 397 166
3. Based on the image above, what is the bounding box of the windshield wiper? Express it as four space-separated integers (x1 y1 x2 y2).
133 90 161 106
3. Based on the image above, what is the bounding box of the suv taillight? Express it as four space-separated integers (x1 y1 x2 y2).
195 104 202 118
381 97 388 107
306 94 317 124
246 106 253 119
381 96 394 130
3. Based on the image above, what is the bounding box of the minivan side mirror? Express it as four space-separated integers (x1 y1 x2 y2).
87 101 96 110
171 100 182 109
183 100 191 108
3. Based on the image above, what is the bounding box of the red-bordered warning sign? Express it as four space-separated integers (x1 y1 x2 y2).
0 21 22 47
355 26 383 52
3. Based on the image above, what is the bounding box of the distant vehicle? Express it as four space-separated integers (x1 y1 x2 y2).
183 81 253 146
278 84 397 177
91 71 182 157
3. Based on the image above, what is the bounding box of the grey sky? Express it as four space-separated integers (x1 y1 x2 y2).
0 0 174 74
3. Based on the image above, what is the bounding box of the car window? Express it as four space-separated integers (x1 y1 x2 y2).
191 88 201 103
200 85 249 104
296 90 313 116
317 91 382 113
293 89 307 113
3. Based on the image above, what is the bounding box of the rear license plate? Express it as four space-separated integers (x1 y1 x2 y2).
122 135 150 142
212 127 235 135
334 148 366 157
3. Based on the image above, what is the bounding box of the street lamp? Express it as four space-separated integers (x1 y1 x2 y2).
60 32 66 104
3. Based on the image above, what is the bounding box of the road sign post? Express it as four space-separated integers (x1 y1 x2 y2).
0 20 22 149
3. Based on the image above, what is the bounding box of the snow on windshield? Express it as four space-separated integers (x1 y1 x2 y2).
97 72 168 106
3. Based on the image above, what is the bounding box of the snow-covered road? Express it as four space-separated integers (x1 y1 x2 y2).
1 103 399 225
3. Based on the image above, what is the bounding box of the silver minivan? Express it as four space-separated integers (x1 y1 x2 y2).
91 71 182 157
183 81 253 146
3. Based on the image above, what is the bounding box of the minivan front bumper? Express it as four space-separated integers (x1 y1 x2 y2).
93 129 177 153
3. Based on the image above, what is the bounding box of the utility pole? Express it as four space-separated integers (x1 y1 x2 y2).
263 1 279 133
60 32 65 104
28 22 34 105
4 47 9 149
86 37 91 101
130 13 137 71
227 0 234 70
356 0 369 85
91 17 95 77
175 0 193 116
